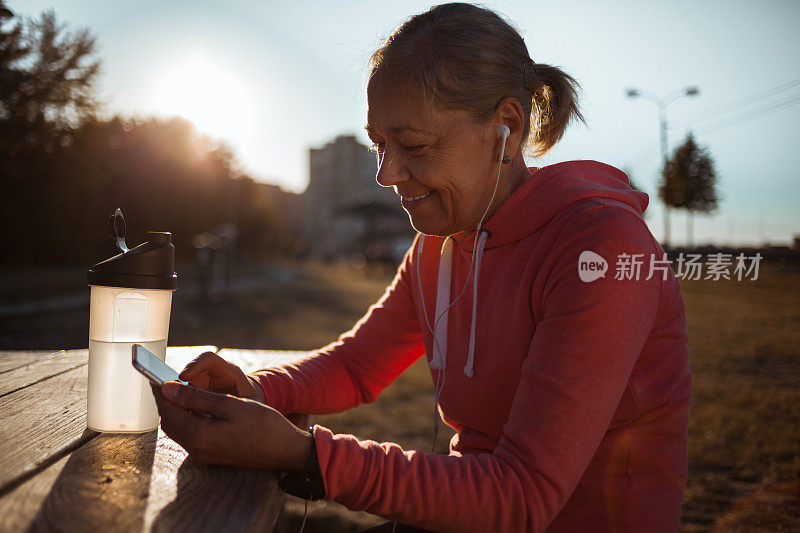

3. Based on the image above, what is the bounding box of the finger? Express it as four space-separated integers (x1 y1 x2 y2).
152 384 206 448
152 383 191 420
162 381 235 419
180 352 226 380
188 372 212 390
179 351 218 378
151 382 172 410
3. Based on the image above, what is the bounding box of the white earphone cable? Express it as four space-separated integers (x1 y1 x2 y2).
419 126 509 453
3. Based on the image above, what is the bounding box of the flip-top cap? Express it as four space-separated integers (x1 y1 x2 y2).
88 231 177 290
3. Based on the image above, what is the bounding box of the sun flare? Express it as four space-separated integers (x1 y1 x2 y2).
153 56 254 141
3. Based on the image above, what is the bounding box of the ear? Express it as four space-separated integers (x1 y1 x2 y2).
493 97 525 160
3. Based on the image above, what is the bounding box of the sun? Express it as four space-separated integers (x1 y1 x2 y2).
153 56 254 141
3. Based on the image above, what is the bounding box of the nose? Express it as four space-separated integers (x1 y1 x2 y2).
375 150 410 188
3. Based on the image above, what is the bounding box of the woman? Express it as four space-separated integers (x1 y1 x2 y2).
152 4 691 532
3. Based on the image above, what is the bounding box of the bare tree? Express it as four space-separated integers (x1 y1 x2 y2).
660 133 719 248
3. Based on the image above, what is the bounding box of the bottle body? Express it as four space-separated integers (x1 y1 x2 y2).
87 285 174 432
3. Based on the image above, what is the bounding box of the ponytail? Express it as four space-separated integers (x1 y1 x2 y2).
526 62 585 157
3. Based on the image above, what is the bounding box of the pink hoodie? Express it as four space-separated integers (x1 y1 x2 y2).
254 160 691 532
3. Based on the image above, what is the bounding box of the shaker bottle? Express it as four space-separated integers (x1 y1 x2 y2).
86 209 177 432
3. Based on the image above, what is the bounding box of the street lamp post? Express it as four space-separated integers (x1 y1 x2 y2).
626 86 699 249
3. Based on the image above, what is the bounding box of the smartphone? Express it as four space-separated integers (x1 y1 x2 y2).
132 344 187 386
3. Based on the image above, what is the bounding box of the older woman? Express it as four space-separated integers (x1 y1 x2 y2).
152 3 691 532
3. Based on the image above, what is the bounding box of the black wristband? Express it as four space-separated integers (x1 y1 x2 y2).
280 426 326 501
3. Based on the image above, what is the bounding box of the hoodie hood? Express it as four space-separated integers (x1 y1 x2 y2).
455 160 649 251
430 160 650 380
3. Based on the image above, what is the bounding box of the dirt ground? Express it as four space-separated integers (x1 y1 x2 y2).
1 259 798 531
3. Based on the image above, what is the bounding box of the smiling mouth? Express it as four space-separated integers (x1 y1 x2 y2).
402 191 433 201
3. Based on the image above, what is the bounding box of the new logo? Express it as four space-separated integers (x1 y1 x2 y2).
578 251 607 282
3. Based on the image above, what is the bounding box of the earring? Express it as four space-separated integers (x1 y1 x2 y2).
502 155 511 164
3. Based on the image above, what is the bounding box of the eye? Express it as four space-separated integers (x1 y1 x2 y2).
370 143 384 168
404 144 426 155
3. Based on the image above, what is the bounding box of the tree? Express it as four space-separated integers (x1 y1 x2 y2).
0 10 99 159
0 9 101 263
0 8 283 266
660 133 719 248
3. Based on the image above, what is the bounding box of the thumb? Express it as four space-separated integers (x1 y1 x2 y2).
162 381 233 419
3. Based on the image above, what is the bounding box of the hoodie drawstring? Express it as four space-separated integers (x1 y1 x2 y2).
429 238 453 370
428 230 488 378
465 229 489 378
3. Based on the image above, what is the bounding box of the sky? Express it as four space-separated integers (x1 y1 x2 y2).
12 0 800 247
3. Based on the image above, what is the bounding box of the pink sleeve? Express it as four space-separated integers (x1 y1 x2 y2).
312 207 664 532
251 238 425 415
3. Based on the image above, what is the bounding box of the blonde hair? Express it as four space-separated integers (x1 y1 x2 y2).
369 3 585 157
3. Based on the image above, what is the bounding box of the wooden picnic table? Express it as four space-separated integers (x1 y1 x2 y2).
0 346 310 532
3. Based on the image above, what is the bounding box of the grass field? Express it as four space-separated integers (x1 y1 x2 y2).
677 262 800 531
2 259 797 530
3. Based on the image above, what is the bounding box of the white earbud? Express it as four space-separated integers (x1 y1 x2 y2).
498 125 510 163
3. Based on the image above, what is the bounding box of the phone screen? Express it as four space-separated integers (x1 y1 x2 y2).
132 344 184 386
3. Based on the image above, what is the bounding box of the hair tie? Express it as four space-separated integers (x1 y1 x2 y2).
523 60 537 87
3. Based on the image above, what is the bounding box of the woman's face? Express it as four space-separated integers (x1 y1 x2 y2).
366 76 506 236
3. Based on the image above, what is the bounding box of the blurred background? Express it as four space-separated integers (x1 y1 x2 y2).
1 1 798 531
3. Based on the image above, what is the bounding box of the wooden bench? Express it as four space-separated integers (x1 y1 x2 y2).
0 347 309 532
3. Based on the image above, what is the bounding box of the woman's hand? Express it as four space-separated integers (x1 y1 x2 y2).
151 381 312 471
179 351 265 403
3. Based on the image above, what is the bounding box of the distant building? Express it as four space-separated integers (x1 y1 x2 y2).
304 135 412 261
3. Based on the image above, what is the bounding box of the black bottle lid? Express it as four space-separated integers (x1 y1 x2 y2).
87 210 178 290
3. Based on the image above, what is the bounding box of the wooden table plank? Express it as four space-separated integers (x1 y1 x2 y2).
0 350 64 374
165 346 219 374
0 346 216 494
217 348 310 372
0 429 282 532
0 349 88 397
0 347 302 532
0 364 94 492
